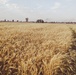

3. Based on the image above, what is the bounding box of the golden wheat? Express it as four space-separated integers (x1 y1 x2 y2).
0 22 76 75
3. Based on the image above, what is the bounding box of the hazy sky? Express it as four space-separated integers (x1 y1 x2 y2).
0 0 76 22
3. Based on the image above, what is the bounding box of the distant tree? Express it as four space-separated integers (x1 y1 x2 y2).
25 18 28 22
4 19 6 22
17 20 19 22
12 20 14 22
36 19 44 23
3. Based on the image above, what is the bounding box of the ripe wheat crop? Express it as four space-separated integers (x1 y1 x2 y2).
0 22 76 75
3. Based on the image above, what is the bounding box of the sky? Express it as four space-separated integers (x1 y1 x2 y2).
0 0 76 22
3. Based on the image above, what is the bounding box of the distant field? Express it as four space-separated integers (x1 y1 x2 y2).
0 22 76 75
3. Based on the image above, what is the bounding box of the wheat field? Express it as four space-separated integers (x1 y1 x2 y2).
0 22 76 75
